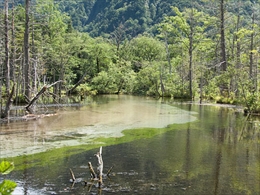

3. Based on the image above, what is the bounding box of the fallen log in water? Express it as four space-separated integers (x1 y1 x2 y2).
25 86 47 113
25 80 63 114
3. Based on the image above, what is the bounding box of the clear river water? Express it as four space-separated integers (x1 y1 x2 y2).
0 95 259 195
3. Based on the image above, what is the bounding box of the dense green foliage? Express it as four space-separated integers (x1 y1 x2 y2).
57 0 203 37
0 0 260 113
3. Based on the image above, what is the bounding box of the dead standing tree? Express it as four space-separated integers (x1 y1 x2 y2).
24 0 30 99
1 84 15 119
4 0 10 94
95 146 103 187
86 146 104 188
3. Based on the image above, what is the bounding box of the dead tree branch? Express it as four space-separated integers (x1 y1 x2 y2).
88 162 96 179
25 80 63 113
95 146 103 188
106 165 114 177
69 168 76 182
25 85 47 113
48 80 63 88
66 71 89 95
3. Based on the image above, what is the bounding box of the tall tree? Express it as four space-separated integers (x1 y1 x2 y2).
24 0 30 99
188 8 195 99
249 3 255 82
10 1 15 83
4 0 10 95
159 7 215 99
110 23 126 59
34 0 70 97
220 0 227 71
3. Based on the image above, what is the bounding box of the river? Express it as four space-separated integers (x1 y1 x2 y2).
0 95 259 195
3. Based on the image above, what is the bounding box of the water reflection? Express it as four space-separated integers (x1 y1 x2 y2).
0 96 259 195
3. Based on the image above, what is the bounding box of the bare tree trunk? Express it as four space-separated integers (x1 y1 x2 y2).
160 65 165 97
10 1 15 83
164 32 172 74
188 9 194 100
199 67 203 104
58 63 64 97
4 0 10 95
95 146 103 188
249 7 255 82
220 0 227 71
235 8 241 97
31 18 37 95
24 0 31 99
1 84 15 119
235 12 241 67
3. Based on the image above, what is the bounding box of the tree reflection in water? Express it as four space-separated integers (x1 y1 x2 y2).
1 96 259 195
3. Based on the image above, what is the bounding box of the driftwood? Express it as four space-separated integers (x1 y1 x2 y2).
1 84 15 118
25 80 63 113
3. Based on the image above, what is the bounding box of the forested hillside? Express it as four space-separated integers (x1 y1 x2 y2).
2 0 204 37
0 0 260 118
57 0 202 37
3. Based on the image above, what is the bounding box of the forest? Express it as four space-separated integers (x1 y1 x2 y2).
0 0 260 117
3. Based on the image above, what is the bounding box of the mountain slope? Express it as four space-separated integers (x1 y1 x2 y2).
0 0 202 37
57 0 198 37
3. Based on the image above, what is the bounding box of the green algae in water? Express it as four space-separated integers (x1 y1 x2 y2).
6 122 192 171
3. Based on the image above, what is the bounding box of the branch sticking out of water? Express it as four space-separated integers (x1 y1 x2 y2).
69 168 77 188
95 146 103 188
72 146 111 190
88 162 96 179
106 165 114 177
69 168 76 182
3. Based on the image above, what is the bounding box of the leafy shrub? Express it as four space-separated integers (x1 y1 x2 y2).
244 93 260 114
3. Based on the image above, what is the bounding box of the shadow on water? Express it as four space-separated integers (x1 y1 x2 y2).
0 95 259 195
